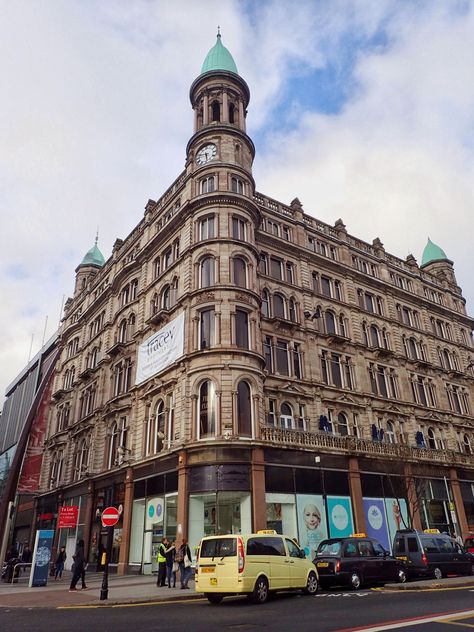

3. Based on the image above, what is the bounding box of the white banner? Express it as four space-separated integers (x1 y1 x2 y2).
135 312 185 385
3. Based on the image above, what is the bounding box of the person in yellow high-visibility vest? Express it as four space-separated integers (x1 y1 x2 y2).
156 537 168 587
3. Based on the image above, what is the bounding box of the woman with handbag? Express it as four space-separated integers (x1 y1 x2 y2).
165 540 177 588
177 538 192 589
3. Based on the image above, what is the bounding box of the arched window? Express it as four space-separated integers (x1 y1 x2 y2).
118 319 128 343
161 285 170 310
156 399 166 437
128 313 136 337
370 325 380 347
280 402 294 429
261 290 270 317
362 322 369 346
464 434 472 455
231 177 244 194
200 256 215 288
212 100 220 122
233 257 247 288
338 314 346 337
325 311 336 335
289 299 297 322
427 427 437 450
337 412 349 436
273 293 286 319
237 381 252 437
198 380 216 439
229 102 235 124
200 176 215 194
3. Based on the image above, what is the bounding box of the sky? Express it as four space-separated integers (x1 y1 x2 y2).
1 0 473 403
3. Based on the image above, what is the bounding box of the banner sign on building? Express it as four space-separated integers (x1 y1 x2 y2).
135 312 185 385
363 498 390 552
57 505 79 529
29 529 54 587
327 496 354 538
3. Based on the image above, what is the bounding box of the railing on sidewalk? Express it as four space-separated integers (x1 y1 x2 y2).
10 563 32 584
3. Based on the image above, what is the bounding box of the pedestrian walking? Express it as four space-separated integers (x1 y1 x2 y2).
156 537 168 587
55 546 67 580
165 540 176 588
177 538 192 589
69 539 87 591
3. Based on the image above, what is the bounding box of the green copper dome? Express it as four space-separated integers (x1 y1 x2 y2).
421 238 449 267
201 33 238 75
79 241 105 268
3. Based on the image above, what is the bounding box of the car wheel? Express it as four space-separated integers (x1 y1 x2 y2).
252 576 269 604
350 572 362 590
433 567 443 580
304 571 318 595
206 594 223 605
397 568 407 584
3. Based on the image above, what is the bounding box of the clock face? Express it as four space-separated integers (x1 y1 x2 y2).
196 144 217 166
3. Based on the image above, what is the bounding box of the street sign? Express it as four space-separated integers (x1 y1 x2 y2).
101 506 120 527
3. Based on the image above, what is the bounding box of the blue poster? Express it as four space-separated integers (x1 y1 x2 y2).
327 496 354 538
363 498 390 552
384 498 409 551
296 494 328 559
29 530 54 587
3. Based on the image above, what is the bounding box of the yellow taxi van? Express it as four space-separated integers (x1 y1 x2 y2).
195 531 319 604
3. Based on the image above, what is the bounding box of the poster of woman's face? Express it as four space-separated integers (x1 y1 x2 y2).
296 495 328 559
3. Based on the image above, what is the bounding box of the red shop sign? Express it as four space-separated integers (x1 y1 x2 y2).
57 505 79 529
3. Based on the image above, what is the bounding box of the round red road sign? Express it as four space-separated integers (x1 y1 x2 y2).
101 506 120 527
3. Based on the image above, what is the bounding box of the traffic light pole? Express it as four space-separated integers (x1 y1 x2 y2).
99 525 114 601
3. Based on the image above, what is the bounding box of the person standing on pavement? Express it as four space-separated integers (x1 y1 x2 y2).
177 538 192 589
156 537 168 587
69 539 87 591
55 546 67 580
165 540 176 588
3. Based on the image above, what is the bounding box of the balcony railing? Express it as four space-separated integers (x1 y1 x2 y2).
260 426 473 466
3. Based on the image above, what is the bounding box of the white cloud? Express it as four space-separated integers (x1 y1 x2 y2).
0 0 473 402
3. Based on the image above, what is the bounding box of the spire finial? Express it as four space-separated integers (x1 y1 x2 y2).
95 228 99 246
217 25 221 38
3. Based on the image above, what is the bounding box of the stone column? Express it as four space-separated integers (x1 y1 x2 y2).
117 467 134 575
348 457 365 533
177 450 189 540
238 100 245 132
449 467 468 538
203 93 209 125
251 447 266 532
404 463 422 530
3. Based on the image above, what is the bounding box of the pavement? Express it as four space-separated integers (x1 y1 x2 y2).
0 571 473 609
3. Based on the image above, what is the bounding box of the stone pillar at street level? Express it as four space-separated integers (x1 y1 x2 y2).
348 457 365 533
117 467 134 575
177 450 189 540
404 463 422 530
82 480 95 561
251 448 266 532
450 467 468 539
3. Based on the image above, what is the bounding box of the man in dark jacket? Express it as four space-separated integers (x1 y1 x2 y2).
69 539 87 591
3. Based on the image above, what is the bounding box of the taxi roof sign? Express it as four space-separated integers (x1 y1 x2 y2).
350 533 367 538
256 529 277 535
423 528 440 534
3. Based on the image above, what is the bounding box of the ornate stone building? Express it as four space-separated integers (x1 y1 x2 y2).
37 34 474 573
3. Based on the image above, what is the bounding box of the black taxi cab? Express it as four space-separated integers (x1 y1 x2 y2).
314 533 407 589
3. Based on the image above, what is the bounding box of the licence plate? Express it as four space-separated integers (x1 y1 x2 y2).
317 562 329 568
201 566 215 573
210 578 217 586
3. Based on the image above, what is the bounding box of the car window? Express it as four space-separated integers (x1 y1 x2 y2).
435 538 454 553
317 541 341 556
358 541 374 557
247 537 285 556
394 538 406 554
407 537 419 553
343 542 359 558
286 539 302 558
200 538 236 558
422 537 439 553
373 542 386 557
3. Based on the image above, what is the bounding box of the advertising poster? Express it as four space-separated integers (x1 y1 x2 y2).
363 498 390 552
29 530 54 587
384 498 409 549
296 494 328 559
327 496 354 538
146 497 164 530
135 312 185 385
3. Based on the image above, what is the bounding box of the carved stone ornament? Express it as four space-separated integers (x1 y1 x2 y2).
193 292 215 305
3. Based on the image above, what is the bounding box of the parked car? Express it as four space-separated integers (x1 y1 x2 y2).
464 537 474 554
195 531 318 604
314 533 406 589
393 529 474 579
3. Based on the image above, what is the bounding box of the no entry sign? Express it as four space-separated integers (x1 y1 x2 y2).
101 506 120 527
